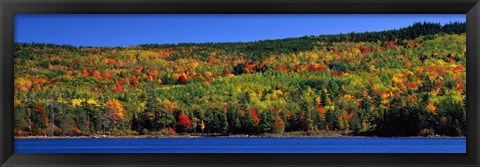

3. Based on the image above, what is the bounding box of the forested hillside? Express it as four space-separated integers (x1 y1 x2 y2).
14 22 466 137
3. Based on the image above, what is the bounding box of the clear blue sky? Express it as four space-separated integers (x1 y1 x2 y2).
15 14 465 47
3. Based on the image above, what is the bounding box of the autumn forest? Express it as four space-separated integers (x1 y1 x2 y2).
14 22 466 137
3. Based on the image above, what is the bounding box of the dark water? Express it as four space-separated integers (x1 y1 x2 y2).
15 137 466 153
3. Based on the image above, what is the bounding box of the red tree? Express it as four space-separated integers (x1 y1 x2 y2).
104 71 112 79
457 83 465 91
177 75 187 85
250 108 260 126
436 82 443 88
275 114 284 130
358 46 371 53
113 80 122 93
177 115 191 129
407 82 418 90
82 69 90 77
317 106 326 114
69 66 75 72
37 104 48 124
130 78 138 88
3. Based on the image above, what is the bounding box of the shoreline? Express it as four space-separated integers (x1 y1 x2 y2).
15 134 466 139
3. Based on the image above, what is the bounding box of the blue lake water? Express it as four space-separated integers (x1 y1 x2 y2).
14 137 466 153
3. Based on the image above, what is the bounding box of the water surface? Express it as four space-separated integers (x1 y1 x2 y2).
15 137 466 153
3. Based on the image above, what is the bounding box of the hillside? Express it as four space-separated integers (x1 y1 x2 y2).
14 22 466 137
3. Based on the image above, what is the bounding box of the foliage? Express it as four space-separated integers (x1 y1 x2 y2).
13 22 466 137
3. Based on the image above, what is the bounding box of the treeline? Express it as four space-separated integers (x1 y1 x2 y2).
13 22 466 137
138 22 465 60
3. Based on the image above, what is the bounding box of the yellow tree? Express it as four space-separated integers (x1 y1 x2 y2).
200 120 205 134
107 99 125 131
426 103 437 115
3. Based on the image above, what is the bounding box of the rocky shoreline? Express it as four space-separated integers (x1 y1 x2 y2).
15 133 466 139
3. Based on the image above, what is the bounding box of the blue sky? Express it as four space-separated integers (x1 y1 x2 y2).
15 14 465 47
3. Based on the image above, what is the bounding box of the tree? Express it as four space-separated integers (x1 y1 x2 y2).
200 120 205 134
177 75 187 85
106 99 125 131
274 114 285 133
259 110 276 133
226 106 241 134
177 114 191 133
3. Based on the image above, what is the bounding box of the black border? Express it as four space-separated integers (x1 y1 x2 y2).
1 0 479 166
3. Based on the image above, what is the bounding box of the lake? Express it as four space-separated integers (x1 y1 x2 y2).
14 137 466 153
